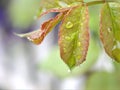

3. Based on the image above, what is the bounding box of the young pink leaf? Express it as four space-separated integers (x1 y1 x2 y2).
59 4 89 69
17 13 64 45
100 2 120 62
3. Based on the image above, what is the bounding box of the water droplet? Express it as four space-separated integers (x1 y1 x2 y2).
80 23 83 26
65 36 71 40
27 37 33 42
58 1 68 8
116 41 120 49
77 55 81 59
112 41 120 50
68 69 71 73
77 42 81 47
108 27 112 33
82 17 85 20
66 22 73 29
112 45 117 50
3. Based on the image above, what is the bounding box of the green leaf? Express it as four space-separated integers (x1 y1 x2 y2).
37 0 83 18
59 4 89 69
100 2 120 62
16 13 64 45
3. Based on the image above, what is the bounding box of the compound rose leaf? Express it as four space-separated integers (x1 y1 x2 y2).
100 2 120 62
59 4 89 69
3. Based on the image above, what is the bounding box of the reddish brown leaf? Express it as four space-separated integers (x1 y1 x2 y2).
17 13 64 45
100 3 120 62
59 4 89 69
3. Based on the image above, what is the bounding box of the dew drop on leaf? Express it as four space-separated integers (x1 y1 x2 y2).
67 69 71 73
80 23 83 26
113 41 120 50
59 5 89 69
112 45 117 50
82 17 85 20
65 21 73 29
77 55 81 59
116 41 120 48
58 1 68 8
100 3 120 62
27 37 33 42
77 42 81 47
108 27 112 33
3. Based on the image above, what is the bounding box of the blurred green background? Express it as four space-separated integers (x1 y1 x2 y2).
0 0 120 90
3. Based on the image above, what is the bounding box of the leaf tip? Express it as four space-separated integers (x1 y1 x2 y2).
14 33 26 38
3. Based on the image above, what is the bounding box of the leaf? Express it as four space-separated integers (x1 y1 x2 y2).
17 12 64 45
37 0 83 18
59 4 89 69
100 2 120 62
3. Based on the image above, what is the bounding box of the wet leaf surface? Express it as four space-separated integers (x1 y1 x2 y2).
17 13 64 44
100 2 120 62
59 4 89 69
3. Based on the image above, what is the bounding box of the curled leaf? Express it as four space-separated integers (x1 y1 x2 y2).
17 13 64 45
59 4 89 69
100 2 120 62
